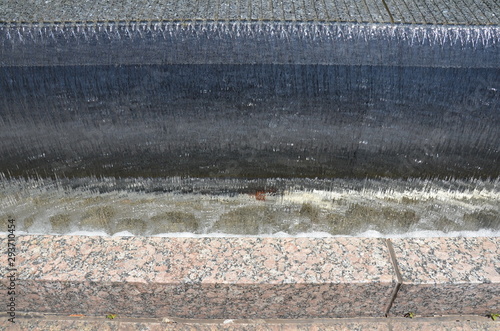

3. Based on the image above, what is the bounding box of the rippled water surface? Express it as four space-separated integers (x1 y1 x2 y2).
1 177 499 237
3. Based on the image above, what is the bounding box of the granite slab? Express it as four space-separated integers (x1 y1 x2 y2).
0 236 397 319
388 237 500 317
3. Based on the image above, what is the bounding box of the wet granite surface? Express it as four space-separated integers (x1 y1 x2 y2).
0 236 396 319
1 235 499 319
389 237 500 317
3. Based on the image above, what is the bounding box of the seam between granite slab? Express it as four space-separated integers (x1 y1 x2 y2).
380 0 395 23
384 239 403 316
387 237 500 317
2 236 498 318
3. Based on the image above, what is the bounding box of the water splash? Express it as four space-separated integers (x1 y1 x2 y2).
1 22 498 67
1 177 499 237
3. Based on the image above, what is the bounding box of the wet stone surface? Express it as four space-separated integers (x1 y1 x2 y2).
0 236 397 318
389 237 500 317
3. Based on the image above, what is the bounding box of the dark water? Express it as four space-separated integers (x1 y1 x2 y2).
1 64 499 180
1 22 499 236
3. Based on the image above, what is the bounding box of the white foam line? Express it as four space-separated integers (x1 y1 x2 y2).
2 230 500 238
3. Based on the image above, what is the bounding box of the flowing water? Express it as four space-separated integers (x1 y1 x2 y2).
1 22 499 237
1 177 499 237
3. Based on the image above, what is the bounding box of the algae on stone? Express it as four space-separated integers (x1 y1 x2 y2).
113 218 147 235
0 215 9 231
375 207 418 232
319 203 419 235
23 215 35 232
463 210 500 230
212 206 281 235
150 211 199 234
80 205 116 233
323 213 363 235
50 214 71 233
299 203 320 220
81 196 106 206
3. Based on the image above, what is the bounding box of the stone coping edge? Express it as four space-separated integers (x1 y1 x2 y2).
0 235 499 320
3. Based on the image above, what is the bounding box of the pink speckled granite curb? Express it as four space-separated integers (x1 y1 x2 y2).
0 235 499 319
388 237 500 317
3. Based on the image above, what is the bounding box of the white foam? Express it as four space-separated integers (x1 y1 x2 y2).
112 231 135 237
3 229 499 238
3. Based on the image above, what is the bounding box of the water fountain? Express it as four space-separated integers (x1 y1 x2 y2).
1 0 499 328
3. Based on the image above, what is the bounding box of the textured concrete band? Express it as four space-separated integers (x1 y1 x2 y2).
1 0 499 25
